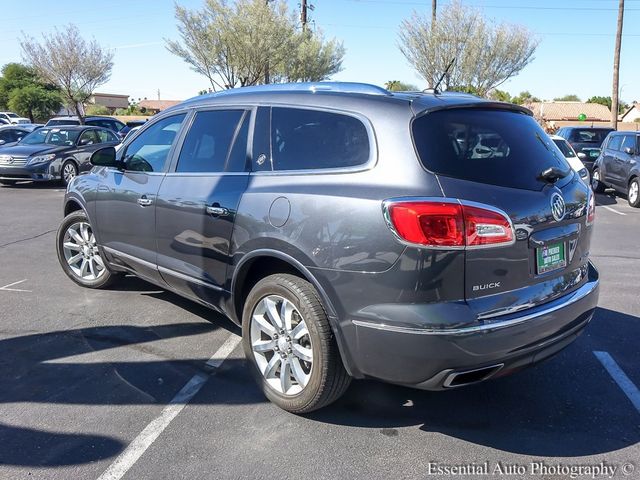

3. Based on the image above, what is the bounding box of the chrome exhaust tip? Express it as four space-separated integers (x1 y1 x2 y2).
443 364 504 388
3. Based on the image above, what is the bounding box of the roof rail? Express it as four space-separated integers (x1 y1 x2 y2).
185 82 391 104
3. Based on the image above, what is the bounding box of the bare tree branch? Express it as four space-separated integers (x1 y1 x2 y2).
20 25 113 123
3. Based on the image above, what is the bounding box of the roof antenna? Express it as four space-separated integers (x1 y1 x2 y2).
428 58 456 95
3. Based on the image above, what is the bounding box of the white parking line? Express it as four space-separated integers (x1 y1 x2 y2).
593 351 640 414
97 333 242 480
597 204 626 216
0 279 31 292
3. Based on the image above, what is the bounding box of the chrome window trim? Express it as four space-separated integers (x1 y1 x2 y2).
351 274 598 336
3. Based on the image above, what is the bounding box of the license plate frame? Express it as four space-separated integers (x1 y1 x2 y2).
536 241 567 274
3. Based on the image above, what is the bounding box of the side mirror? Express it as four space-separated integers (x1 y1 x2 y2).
577 152 586 159
624 147 635 155
90 146 121 168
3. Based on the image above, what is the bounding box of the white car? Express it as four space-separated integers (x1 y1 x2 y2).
550 134 589 183
0 111 30 125
114 125 141 152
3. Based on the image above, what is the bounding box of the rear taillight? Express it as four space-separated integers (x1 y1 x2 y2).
587 192 595 225
384 199 514 249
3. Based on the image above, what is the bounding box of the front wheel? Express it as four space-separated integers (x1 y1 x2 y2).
242 274 351 413
628 178 640 208
56 210 115 288
61 160 78 186
591 168 605 194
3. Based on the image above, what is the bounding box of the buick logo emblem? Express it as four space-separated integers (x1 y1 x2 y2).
550 192 566 222
0 155 13 164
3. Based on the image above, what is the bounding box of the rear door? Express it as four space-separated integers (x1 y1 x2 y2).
155 108 251 307
412 108 592 318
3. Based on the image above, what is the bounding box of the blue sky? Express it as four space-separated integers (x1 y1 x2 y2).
0 0 638 103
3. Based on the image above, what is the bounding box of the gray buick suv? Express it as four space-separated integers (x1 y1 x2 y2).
56 83 599 413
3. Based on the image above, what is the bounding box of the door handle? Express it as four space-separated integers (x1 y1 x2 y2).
206 205 229 217
137 196 153 207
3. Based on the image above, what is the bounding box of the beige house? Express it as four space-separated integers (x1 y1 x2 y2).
88 93 130 113
138 100 182 114
621 103 640 123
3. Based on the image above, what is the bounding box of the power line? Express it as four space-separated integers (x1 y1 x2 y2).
347 0 640 10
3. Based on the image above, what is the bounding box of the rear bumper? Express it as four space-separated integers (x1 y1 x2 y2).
349 262 599 389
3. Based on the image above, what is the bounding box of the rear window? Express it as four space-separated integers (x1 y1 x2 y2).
412 109 571 191
569 129 611 144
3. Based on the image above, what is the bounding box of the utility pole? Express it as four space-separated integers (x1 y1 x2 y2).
301 0 308 31
611 0 624 129
432 0 437 25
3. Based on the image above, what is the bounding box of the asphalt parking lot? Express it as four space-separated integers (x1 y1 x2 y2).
0 183 639 480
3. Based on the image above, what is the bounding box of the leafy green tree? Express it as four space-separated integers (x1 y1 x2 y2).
166 0 344 90
587 95 628 114
385 80 420 91
0 63 62 122
554 94 581 102
511 90 540 105
488 89 511 102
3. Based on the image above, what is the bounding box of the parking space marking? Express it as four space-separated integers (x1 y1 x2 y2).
97 333 242 480
597 204 626 216
593 351 640 414
0 279 31 293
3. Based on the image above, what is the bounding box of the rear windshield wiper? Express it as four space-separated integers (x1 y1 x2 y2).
538 167 571 183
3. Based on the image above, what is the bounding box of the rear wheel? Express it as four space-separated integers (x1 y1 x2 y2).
61 160 78 186
628 178 640 208
591 168 605 193
242 274 351 413
56 210 116 288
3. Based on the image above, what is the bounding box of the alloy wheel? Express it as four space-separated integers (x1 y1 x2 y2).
250 295 313 396
630 181 639 204
62 222 106 281
63 162 77 184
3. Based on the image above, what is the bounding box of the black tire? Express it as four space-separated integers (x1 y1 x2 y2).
242 274 351 413
591 168 606 194
628 178 640 208
61 160 78 186
0 180 17 186
56 210 116 288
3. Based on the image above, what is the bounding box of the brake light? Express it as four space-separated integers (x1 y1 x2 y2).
384 200 513 248
587 192 595 225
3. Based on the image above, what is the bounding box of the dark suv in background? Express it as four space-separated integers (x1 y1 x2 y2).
56 83 599 413
556 126 614 172
592 131 640 206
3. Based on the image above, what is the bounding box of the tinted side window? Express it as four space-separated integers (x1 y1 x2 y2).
0 130 16 142
124 114 186 172
608 135 623 151
96 129 118 143
270 108 370 171
226 112 250 172
621 135 636 153
78 130 99 146
176 110 245 173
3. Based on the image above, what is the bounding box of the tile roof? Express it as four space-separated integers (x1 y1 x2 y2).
138 100 182 111
526 101 611 121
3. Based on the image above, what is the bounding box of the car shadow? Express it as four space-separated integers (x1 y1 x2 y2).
1 181 64 190
307 306 640 458
595 191 620 206
1 303 637 466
